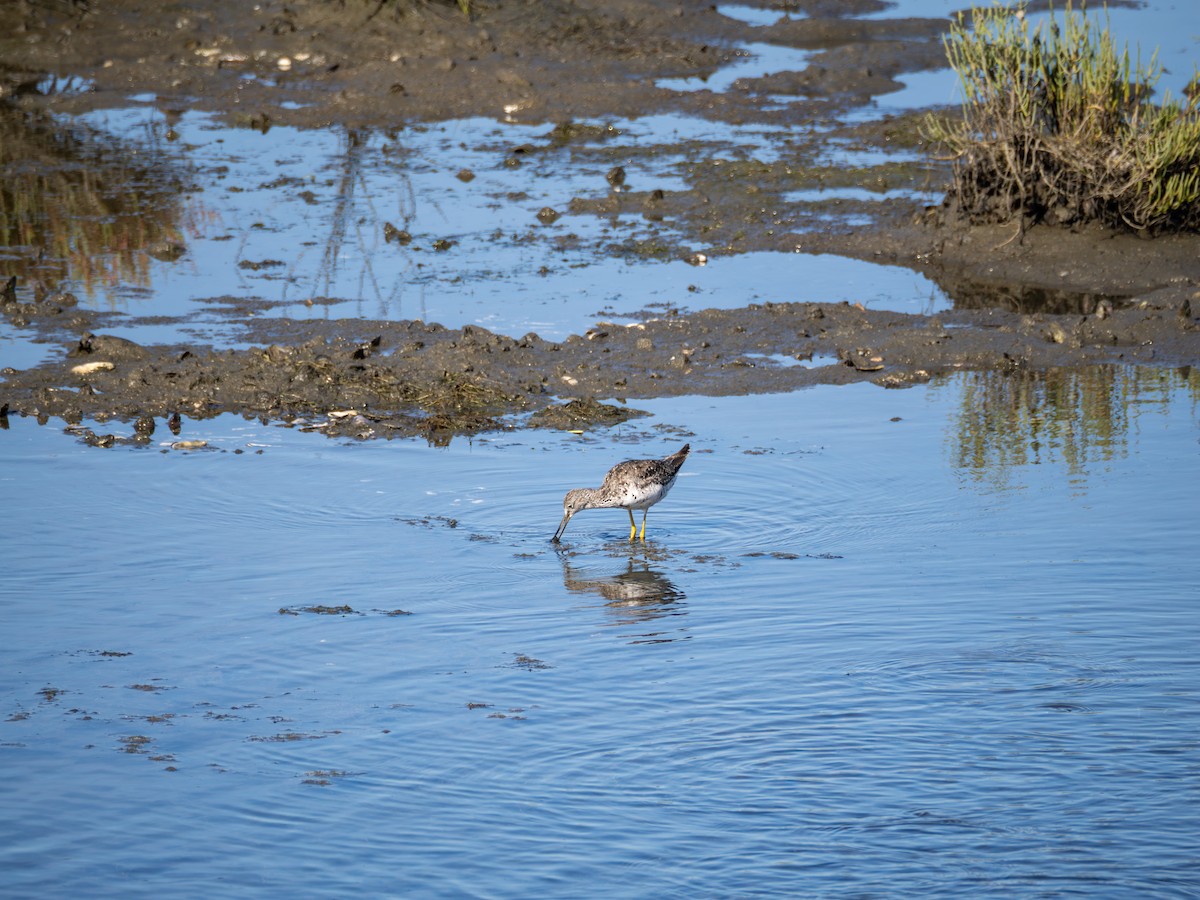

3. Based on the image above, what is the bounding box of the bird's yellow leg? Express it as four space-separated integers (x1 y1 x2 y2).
639 510 648 542
627 508 637 542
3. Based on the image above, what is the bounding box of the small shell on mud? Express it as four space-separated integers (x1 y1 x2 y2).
328 410 359 419
265 344 292 363
560 375 579 386
536 207 560 224
502 100 532 121
71 361 115 375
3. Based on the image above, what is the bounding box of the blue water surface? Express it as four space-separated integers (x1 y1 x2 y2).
2 1 1199 895
2 372 1197 898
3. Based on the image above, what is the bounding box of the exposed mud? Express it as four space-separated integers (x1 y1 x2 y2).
0 0 944 128
5 275 1197 441
2 0 1198 441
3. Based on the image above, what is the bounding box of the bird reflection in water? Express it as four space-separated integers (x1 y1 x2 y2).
557 554 688 639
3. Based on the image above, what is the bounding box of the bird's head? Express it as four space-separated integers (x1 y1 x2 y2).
552 488 589 542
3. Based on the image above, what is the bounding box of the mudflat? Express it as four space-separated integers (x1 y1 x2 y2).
2 0 1198 441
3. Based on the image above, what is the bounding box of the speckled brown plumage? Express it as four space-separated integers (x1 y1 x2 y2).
552 444 690 543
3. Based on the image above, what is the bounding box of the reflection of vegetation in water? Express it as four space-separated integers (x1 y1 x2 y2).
0 105 195 300
936 276 1130 315
940 366 1199 483
300 127 417 313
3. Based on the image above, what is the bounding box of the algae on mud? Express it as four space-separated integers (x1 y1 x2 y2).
4 276 1200 443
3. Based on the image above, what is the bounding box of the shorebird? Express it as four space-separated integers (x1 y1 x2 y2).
552 444 690 543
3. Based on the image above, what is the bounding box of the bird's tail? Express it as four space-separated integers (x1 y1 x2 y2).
666 443 690 471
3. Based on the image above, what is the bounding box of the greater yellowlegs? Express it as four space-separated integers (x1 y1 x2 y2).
552 444 690 543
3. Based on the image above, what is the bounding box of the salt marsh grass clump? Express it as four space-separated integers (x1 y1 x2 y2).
925 3 1200 233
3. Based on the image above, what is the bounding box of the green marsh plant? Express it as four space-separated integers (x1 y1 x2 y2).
924 3 1200 233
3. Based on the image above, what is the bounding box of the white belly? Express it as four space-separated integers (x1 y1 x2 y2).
623 476 675 510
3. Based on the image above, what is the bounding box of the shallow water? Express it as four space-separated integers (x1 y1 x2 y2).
657 42 815 93
2 369 1198 897
0 103 947 351
3 1 1199 894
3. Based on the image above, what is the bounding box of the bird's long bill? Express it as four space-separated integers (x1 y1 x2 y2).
552 512 572 542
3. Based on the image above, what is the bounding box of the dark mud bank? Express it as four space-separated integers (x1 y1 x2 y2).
4 284 1198 442
0 0 944 128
